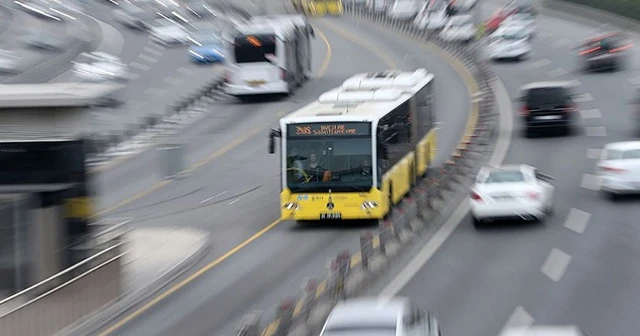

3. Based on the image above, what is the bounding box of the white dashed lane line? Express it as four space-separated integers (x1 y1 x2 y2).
573 93 594 102
579 108 601 119
580 173 601 191
551 38 572 48
144 46 163 57
567 79 582 86
546 68 568 78
532 59 551 68
587 148 602 159
177 66 195 76
563 208 591 234
138 54 158 63
145 88 167 96
130 62 151 71
586 126 607 137
500 306 535 333
541 248 572 282
163 76 183 85
129 73 141 80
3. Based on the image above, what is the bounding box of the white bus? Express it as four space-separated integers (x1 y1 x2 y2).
224 16 314 101
268 69 437 221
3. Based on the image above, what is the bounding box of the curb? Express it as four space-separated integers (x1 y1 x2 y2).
57 231 212 336
236 6 499 336
542 0 640 33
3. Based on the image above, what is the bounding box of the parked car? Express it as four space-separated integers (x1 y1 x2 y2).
488 25 531 61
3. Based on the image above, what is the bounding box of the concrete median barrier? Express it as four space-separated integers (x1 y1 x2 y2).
233 4 501 335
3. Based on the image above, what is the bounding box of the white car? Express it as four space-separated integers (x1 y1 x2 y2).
470 164 554 226
500 325 587 336
413 0 449 30
488 26 531 60
453 0 477 12
73 52 129 82
597 141 640 199
320 297 441 336
387 0 419 21
502 12 536 38
0 49 19 74
149 19 192 46
439 14 476 42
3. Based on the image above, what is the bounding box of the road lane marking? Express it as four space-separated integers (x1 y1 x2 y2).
580 173 601 191
129 62 151 71
573 93 594 102
586 126 607 136
579 108 601 119
177 66 195 75
567 79 581 86
586 148 602 159
228 198 240 205
138 54 158 63
144 46 163 56
129 73 141 80
628 77 640 85
200 191 228 204
563 208 591 234
501 306 535 332
163 76 183 85
379 79 514 300
546 68 568 78
551 38 572 48
145 88 167 96
541 248 572 282
531 59 551 68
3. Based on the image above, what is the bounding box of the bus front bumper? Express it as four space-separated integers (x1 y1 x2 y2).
225 82 288 96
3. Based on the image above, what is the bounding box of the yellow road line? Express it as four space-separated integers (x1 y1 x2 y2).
292 299 305 317
262 319 280 336
315 279 328 298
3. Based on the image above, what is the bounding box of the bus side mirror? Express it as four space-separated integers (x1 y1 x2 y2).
379 144 389 160
268 128 281 154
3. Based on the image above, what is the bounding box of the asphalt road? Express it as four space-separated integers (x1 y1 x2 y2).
373 1 640 336
91 3 472 336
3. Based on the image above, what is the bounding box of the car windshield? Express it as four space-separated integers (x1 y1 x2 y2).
484 170 525 183
606 149 640 160
285 123 374 192
525 87 568 107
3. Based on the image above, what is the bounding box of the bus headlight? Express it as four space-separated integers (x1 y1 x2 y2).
361 201 379 210
283 202 299 210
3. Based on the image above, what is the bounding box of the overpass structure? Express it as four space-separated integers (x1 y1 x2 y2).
0 83 129 336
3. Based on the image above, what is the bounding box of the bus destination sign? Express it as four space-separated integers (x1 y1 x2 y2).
287 122 370 137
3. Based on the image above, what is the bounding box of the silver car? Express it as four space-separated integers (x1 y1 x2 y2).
320 297 441 336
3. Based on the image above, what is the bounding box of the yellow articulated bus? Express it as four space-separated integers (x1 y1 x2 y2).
291 0 344 16
268 69 436 222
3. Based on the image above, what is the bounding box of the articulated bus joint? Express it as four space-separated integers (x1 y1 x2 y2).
268 128 281 154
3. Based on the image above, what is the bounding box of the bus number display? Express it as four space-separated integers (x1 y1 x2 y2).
288 123 370 136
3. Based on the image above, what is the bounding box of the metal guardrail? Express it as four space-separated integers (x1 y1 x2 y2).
235 4 499 335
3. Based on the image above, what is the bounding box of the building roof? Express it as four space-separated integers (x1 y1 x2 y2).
0 82 125 109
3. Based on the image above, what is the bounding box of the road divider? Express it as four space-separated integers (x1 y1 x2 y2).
235 5 499 336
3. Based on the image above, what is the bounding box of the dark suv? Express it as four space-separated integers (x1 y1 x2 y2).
578 32 631 72
517 82 578 137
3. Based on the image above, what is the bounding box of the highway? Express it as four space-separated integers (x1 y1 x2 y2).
90 1 473 335
371 1 640 335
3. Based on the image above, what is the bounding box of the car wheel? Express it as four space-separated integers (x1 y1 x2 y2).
525 127 536 138
472 216 483 228
605 191 619 201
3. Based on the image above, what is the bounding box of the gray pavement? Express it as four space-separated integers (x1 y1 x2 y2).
364 1 640 336
86 2 474 336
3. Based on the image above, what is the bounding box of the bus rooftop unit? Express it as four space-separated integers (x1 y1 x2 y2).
268 69 436 222
224 19 312 101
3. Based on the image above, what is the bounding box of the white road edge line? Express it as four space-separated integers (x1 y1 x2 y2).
541 247 572 282
580 173 601 191
586 126 607 137
200 191 228 204
628 77 640 86
138 54 158 63
228 198 240 205
130 62 151 71
500 306 535 333
573 93 594 103
378 78 514 301
144 46 163 56
579 109 601 119
546 68 568 78
563 208 591 234
531 59 551 68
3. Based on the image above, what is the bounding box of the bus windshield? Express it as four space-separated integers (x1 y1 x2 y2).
233 34 276 63
285 122 373 192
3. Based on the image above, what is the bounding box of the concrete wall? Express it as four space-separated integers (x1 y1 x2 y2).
0 253 123 336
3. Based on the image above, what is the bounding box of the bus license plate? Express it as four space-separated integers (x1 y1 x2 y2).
320 213 342 220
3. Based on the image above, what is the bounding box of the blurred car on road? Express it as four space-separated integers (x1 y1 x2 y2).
516 81 579 137
113 2 156 30
500 325 586 336
440 14 475 42
502 12 536 38
413 0 450 30
489 25 531 61
320 297 441 336
188 31 226 64
21 30 66 51
577 32 632 72
73 52 129 82
149 18 192 46
0 49 19 74
597 141 640 200
183 0 217 18
470 164 555 227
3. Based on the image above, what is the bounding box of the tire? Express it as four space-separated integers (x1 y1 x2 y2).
525 127 536 138
605 191 619 201
472 216 483 228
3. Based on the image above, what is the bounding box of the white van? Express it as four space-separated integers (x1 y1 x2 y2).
413 0 449 30
387 0 419 20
